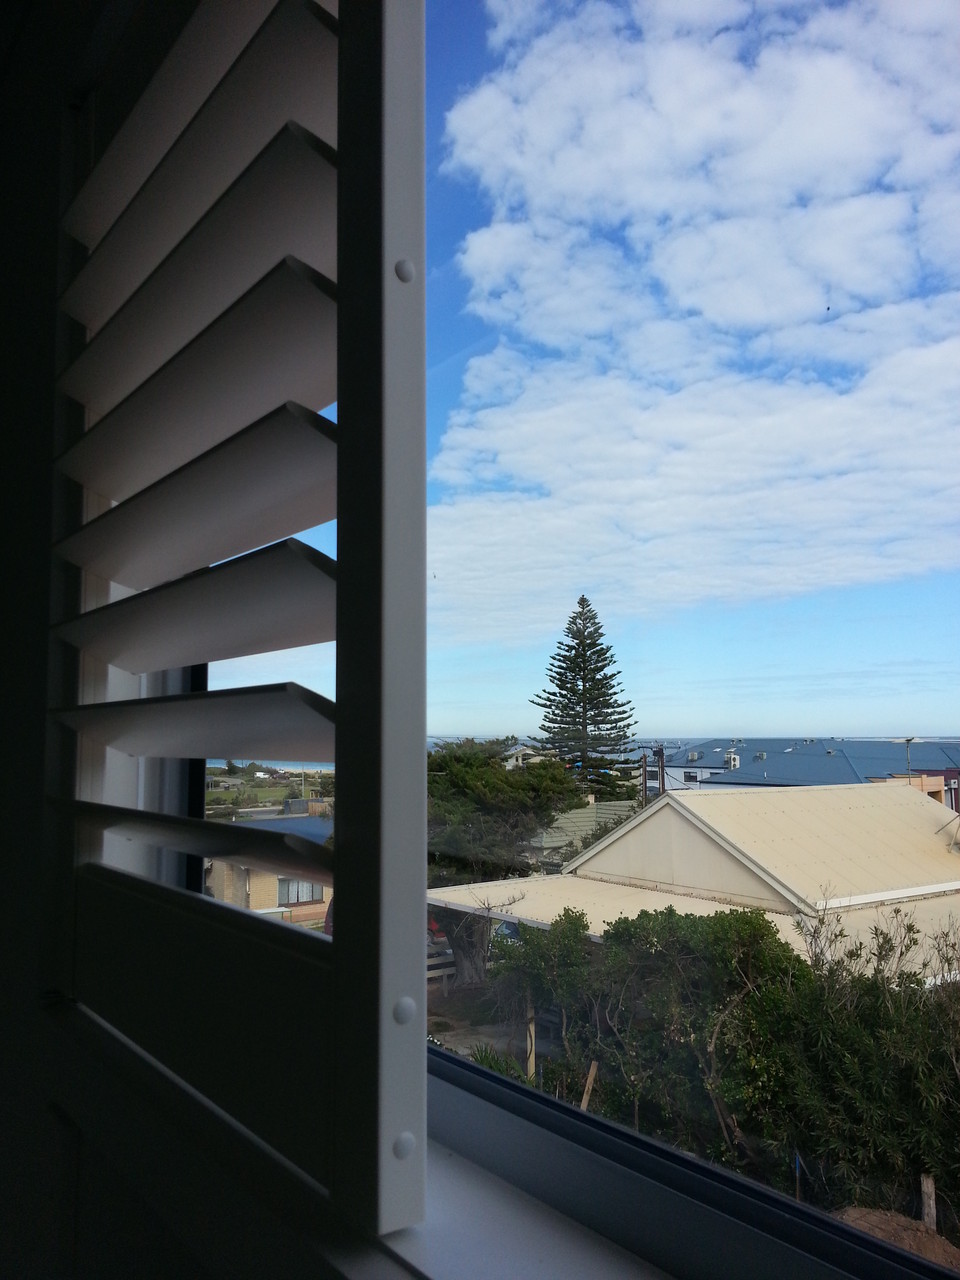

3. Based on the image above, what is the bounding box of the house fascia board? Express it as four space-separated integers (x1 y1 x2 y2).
427 893 605 942
819 881 960 911
428 890 535 918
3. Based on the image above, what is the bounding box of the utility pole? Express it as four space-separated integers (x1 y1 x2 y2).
653 744 665 796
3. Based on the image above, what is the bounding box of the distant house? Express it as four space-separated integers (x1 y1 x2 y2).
869 773 953 805
503 745 548 770
526 800 639 862
205 860 328 928
430 784 960 967
661 737 960 810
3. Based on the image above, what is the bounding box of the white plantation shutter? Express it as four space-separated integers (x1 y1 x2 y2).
50 0 425 1235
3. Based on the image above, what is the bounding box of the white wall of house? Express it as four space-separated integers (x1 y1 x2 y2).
571 803 796 912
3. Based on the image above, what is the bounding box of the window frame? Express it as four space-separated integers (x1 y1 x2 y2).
1 0 944 1273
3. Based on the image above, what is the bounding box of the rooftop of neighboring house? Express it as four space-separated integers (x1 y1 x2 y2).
429 873 801 946
565 784 960 907
427 871 957 965
663 737 960 787
430 784 960 968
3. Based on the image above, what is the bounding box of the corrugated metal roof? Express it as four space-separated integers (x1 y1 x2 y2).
428 875 801 948
666 737 960 787
703 752 862 787
613 785 960 905
428 872 959 967
427 784 960 976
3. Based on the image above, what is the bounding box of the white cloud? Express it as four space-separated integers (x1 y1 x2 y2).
430 0 960 652
483 0 572 52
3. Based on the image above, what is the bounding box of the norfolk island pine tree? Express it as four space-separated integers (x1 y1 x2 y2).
531 596 636 789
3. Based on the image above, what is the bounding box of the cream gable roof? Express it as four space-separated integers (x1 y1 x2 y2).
428 876 802 949
563 784 960 911
427 873 959 965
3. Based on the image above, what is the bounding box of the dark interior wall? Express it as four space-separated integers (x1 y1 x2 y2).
0 6 207 1273
2 6 85 1273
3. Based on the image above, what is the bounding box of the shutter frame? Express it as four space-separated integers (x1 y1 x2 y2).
50 0 426 1235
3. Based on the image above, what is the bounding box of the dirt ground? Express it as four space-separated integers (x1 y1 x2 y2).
427 984 519 1056
833 1207 960 1274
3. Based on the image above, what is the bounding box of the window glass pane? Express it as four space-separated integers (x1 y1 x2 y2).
424 1 960 1266
203 750 334 934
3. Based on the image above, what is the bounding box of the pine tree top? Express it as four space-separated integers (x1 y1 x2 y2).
530 596 635 780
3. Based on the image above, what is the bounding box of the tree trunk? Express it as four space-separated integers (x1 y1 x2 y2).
432 907 492 989
921 1173 937 1232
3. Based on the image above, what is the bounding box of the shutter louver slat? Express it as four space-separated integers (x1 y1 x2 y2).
53 406 336 591
57 260 336 502
54 539 335 673
62 0 338 333
57 683 335 760
72 801 334 883
59 126 336 411
62 0 282 249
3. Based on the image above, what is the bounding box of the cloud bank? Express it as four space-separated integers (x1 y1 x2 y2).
428 0 960 646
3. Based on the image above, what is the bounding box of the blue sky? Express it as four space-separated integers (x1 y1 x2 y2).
214 0 960 740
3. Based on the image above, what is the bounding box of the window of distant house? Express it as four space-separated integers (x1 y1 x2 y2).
278 879 325 906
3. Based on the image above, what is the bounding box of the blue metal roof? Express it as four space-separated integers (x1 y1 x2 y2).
663 738 960 788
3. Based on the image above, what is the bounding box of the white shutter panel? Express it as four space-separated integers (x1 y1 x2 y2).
50 0 425 1235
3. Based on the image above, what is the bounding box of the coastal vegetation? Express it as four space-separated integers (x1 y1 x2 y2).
427 736 585 985
485 905 960 1239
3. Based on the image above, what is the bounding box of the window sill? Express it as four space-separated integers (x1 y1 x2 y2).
385 1136 665 1279
405 1049 941 1280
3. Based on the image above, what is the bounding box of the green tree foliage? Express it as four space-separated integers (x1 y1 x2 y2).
724 909 960 1212
428 739 583 988
530 596 635 791
487 905 960 1230
492 908 593 1060
428 738 582 881
225 759 240 776
470 1043 529 1083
